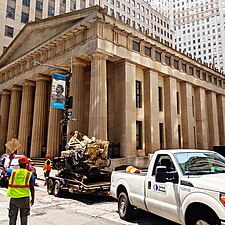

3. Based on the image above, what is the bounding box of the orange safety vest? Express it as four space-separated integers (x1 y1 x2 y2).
7 169 31 198
43 159 52 172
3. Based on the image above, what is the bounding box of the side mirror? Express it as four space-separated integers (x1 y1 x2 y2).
155 166 179 184
155 166 167 183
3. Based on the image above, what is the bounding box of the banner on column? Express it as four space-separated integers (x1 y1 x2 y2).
51 73 66 109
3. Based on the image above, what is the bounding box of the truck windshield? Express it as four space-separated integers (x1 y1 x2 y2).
174 152 225 175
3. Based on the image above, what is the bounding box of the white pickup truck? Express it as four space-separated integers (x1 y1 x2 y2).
110 149 225 225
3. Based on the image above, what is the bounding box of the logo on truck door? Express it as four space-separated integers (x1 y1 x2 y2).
153 183 167 193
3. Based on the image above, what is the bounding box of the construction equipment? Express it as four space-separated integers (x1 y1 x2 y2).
47 131 111 197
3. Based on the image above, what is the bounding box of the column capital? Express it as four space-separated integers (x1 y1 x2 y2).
11 85 22 92
23 80 36 87
1 89 11 95
72 58 87 67
35 75 51 82
89 52 109 60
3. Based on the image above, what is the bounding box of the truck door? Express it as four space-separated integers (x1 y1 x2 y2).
145 154 181 224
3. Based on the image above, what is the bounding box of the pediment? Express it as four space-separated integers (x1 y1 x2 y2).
0 6 100 67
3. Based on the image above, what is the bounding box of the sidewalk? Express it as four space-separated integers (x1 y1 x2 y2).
35 166 58 181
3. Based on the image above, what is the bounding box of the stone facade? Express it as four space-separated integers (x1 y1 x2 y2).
0 6 224 158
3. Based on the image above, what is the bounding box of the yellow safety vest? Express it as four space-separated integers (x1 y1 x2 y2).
7 169 32 198
43 159 52 172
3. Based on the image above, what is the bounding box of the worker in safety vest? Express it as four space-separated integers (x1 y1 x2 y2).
43 153 52 186
6 155 35 225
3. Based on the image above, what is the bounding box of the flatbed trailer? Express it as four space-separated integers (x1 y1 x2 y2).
47 169 111 197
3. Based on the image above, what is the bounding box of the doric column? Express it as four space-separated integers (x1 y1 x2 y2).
180 82 195 148
207 91 220 148
47 78 63 157
144 69 160 154
30 76 49 157
114 60 136 157
47 100 63 157
68 59 86 135
164 77 179 148
88 53 108 140
195 87 209 149
0 90 11 149
18 81 35 155
217 95 225 146
7 86 22 141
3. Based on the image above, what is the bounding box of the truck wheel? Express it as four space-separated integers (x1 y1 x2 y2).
118 192 134 220
53 180 62 197
196 220 210 225
47 178 54 195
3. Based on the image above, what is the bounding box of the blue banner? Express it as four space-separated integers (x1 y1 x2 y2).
51 73 66 109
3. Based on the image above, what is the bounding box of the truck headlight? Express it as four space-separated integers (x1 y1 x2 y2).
220 193 225 207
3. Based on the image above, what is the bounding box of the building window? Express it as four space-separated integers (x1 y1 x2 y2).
136 121 142 149
156 52 161 62
214 77 217 85
165 56 171 65
189 67 193 75
132 41 140 52
159 123 164 149
177 92 180 114
158 86 163 111
208 75 212 83
144 46 151 57
48 6 55 16
192 96 195 117
182 63 187 72
202 73 206 81
23 0 30 6
174 59 179 69
21 12 29 23
196 70 200 78
6 6 15 19
136 80 142 108
178 125 182 148
36 1 43 11
5 25 14 38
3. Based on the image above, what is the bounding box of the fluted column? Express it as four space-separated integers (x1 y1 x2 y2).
114 60 136 157
30 76 49 157
144 69 160 154
180 82 195 148
195 87 209 149
217 95 225 146
164 77 179 148
0 90 11 149
207 91 219 148
47 80 63 157
68 59 86 135
18 81 35 155
88 53 108 140
7 86 22 141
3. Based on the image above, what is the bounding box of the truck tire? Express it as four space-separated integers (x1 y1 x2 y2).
53 180 62 197
118 192 134 221
47 178 54 195
196 220 210 225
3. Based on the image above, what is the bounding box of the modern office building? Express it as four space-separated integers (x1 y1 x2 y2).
0 6 224 159
151 0 225 71
0 0 174 56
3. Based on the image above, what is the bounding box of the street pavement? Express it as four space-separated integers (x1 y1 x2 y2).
0 166 179 225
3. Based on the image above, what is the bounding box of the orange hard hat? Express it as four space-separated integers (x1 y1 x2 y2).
45 153 51 158
18 155 29 165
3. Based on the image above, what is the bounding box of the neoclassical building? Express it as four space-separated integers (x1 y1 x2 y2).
0 6 224 158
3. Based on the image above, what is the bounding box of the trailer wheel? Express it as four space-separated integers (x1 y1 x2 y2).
53 180 62 197
118 192 134 221
47 178 54 195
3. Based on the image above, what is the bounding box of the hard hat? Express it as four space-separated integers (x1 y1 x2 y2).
45 153 51 158
18 155 29 165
